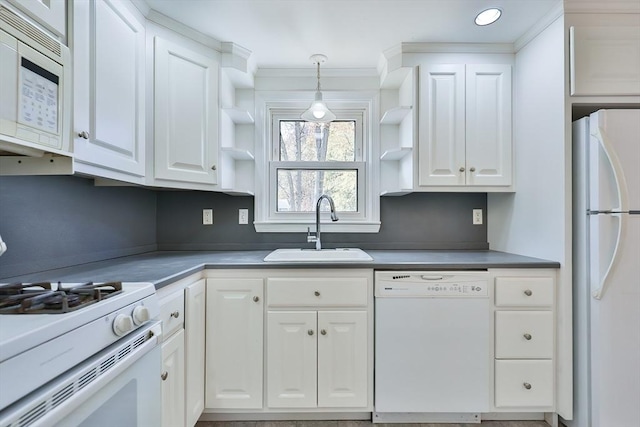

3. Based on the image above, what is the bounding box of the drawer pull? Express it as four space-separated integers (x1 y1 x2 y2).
170 311 180 318
253 296 260 302
524 289 533 296
308 329 314 336
161 371 168 381
314 291 320 297
321 329 327 335
523 382 532 390
524 333 532 340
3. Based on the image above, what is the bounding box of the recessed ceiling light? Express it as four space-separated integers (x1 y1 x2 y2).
475 8 502 26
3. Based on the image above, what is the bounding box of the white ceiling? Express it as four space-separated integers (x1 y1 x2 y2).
144 0 562 69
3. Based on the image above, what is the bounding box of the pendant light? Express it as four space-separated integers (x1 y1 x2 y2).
301 54 336 123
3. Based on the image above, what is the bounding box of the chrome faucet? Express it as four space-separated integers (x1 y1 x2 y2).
307 194 339 250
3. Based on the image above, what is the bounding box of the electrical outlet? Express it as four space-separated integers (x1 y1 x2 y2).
473 209 483 225
239 209 249 225
202 209 213 225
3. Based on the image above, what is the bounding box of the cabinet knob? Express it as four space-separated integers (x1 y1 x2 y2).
523 382 532 390
78 131 90 139
524 333 532 341
307 329 314 336
253 296 260 302
211 165 217 171
459 166 465 172
314 291 320 297
161 371 168 381
470 166 476 172
320 329 327 335
170 311 180 318
524 289 533 296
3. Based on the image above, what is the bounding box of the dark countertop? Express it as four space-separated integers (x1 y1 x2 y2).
0 250 560 289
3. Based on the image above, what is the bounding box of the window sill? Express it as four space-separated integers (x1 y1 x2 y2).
254 221 381 233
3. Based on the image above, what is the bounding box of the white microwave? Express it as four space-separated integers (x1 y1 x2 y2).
0 2 71 155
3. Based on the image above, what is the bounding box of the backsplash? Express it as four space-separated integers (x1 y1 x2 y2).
0 175 488 278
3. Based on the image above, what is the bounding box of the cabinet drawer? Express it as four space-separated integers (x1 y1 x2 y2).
267 278 368 307
159 291 185 339
495 276 553 307
495 360 553 408
495 311 553 359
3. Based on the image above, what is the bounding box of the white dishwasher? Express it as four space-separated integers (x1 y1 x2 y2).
374 271 491 424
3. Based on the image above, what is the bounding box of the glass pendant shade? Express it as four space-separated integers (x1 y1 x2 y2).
301 54 335 123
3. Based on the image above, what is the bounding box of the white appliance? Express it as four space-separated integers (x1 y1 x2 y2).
374 271 490 424
0 281 162 427
568 109 640 427
0 1 71 155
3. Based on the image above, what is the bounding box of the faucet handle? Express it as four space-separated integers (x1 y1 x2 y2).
307 227 317 243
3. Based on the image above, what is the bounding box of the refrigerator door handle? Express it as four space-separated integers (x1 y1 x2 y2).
592 212 625 300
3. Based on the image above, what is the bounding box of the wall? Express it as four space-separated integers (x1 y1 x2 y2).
157 191 488 251
0 175 157 278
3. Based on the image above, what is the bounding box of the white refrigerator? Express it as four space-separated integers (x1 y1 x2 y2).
569 109 640 427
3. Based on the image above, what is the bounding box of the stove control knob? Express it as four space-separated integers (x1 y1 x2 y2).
132 305 150 325
113 314 134 336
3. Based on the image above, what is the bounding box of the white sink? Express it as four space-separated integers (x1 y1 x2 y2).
264 248 373 262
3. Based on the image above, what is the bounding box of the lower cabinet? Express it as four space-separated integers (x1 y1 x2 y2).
162 329 186 427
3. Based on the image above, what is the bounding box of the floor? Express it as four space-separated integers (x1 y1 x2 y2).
195 421 555 427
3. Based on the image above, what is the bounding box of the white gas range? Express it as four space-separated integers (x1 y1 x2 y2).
0 281 162 427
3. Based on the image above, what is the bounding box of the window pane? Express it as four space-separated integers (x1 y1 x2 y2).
279 121 355 161
276 169 357 212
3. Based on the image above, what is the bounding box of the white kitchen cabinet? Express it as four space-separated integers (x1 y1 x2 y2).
205 278 263 409
418 63 512 189
162 328 186 427
570 26 640 96
8 0 66 38
491 270 556 411
72 0 146 183
185 279 206 427
154 36 219 186
266 276 370 410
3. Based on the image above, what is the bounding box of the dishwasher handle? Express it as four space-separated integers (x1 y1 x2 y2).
421 275 444 281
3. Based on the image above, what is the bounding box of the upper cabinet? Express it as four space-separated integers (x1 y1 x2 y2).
72 0 146 184
152 35 219 187
418 63 513 190
570 26 640 96
8 0 66 38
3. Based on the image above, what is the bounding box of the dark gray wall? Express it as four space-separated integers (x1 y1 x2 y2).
0 175 488 278
0 176 157 278
156 191 488 250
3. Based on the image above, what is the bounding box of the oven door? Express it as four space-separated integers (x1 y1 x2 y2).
0 321 162 427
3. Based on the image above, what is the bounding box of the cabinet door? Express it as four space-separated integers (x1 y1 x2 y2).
185 280 205 427
267 311 317 408
162 329 186 427
73 0 146 179
465 64 512 186
418 64 465 186
154 37 219 185
205 278 263 409
9 0 66 37
317 311 368 408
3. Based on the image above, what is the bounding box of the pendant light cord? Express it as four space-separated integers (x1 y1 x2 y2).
316 61 321 92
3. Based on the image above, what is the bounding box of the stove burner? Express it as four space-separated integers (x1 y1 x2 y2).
0 282 123 314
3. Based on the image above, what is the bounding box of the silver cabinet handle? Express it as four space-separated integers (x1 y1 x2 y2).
314 291 320 297
211 165 217 170
161 371 168 381
459 166 465 172
524 333 532 340
170 311 180 318
253 296 260 302
470 166 476 172
78 131 90 139
307 329 314 336
524 289 533 296
523 382 532 390
320 329 327 335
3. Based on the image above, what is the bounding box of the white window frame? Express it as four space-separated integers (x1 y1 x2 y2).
254 91 380 233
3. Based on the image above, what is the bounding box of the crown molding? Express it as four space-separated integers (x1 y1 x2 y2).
564 0 640 13
255 68 378 78
514 2 564 52
400 42 515 54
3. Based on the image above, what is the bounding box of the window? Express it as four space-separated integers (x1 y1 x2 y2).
254 92 380 233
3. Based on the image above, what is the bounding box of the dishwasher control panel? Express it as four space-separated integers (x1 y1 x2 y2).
375 272 489 297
